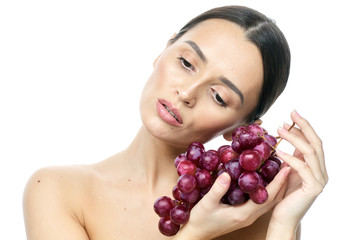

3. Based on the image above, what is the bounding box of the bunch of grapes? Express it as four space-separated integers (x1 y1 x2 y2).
153 123 285 236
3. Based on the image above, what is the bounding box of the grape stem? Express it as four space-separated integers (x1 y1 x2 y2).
273 121 295 149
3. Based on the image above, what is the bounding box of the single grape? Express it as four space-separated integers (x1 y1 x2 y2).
237 129 262 150
153 196 175 217
253 141 272 160
177 160 197 176
199 150 220 172
195 169 212 188
174 153 187 168
239 149 262 171
177 174 197 193
170 204 190 225
248 124 265 137
238 171 261 193
259 159 280 182
172 185 182 201
219 147 239 164
227 188 246 206
231 126 247 140
217 145 230 156
186 142 205 166
249 185 268 204
224 159 243 180
230 139 242 154
265 134 277 148
158 216 180 236
268 155 282 167
180 188 200 204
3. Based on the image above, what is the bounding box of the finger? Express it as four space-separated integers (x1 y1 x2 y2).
277 126 323 182
290 111 327 181
202 172 231 205
276 149 326 190
291 110 325 161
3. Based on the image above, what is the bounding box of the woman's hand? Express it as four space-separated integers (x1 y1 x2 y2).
174 162 291 240
266 110 328 239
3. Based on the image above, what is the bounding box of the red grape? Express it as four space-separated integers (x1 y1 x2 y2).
219 147 239 164
153 196 175 217
180 188 200 204
249 185 268 204
177 174 196 193
238 171 261 193
186 142 205 166
170 204 190 225
158 217 180 236
227 188 246 206
195 169 212 189
259 159 280 182
239 149 262 171
199 150 220 172
177 160 197 176
224 159 243 180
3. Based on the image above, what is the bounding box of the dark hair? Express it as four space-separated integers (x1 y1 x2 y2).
169 5 291 124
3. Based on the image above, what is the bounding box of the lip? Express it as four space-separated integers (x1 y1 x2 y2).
156 98 183 126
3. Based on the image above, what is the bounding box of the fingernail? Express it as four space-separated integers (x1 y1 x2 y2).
276 149 284 155
278 126 287 133
219 173 229 186
292 109 300 118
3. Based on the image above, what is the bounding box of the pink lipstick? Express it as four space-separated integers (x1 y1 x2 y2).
156 98 183 126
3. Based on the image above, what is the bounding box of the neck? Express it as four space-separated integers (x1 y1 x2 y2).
123 126 185 192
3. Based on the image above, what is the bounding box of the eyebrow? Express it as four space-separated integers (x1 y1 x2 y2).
219 76 244 105
185 40 207 63
185 40 244 105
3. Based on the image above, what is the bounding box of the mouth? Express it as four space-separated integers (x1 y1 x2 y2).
162 104 180 123
157 98 183 125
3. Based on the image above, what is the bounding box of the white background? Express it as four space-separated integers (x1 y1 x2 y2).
1 0 359 239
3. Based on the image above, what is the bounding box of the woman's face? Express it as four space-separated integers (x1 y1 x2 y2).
140 19 263 148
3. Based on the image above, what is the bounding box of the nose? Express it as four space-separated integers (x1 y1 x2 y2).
176 89 196 108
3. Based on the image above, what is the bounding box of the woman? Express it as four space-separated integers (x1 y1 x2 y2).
23 5 328 240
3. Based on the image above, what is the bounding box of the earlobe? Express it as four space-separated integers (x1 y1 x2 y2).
253 119 262 125
223 131 233 141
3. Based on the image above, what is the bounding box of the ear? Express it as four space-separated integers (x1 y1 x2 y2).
222 119 263 141
153 33 177 68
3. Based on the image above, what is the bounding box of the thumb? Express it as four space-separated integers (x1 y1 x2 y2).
203 172 231 204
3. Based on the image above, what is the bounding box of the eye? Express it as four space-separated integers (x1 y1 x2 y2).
211 89 227 107
178 57 196 72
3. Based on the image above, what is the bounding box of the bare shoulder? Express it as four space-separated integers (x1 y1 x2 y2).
23 165 98 240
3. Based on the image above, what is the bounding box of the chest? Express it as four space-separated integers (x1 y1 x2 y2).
83 180 174 240
81 177 271 240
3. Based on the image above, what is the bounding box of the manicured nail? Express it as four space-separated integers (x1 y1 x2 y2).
278 126 287 133
293 109 300 118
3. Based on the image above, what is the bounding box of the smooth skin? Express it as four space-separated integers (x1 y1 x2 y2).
23 19 327 240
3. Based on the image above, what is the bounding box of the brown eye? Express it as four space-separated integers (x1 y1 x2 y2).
211 89 227 107
179 57 195 72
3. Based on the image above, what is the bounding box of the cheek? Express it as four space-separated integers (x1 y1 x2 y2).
189 109 241 142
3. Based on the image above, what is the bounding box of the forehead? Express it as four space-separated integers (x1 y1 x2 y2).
176 19 264 103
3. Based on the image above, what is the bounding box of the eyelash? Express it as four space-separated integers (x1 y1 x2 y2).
178 57 196 72
178 56 227 108
212 89 227 107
